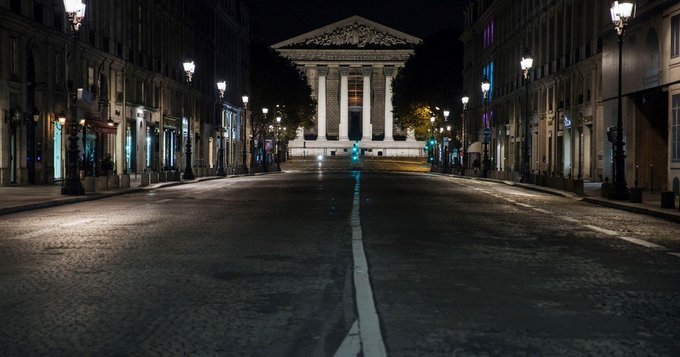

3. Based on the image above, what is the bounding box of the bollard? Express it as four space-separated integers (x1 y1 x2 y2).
83 177 96 193
108 175 120 189
120 174 130 188
96 177 109 191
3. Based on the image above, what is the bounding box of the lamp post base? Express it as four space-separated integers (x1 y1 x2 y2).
61 181 85 195
607 183 629 200
183 169 195 180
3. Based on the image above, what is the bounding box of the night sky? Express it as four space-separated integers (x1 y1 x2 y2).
249 0 466 45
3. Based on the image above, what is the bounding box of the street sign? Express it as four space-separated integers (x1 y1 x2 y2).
483 127 491 143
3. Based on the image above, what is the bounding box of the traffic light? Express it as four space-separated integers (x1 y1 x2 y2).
352 142 359 161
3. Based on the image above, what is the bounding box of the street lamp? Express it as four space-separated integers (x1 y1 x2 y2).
276 116 282 170
608 0 635 200
241 95 249 174
260 107 268 171
429 115 436 168
461 93 469 173
61 0 86 195
182 60 196 180
481 77 491 178
216 81 227 176
520 48 533 183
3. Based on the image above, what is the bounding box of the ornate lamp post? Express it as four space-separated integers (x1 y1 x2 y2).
241 95 249 174
481 78 491 178
216 81 226 176
461 94 469 173
429 115 436 168
182 60 196 180
275 116 282 171
61 0 86 195
443 110 450 171
520 48 534 183
608 1 635 200
260 108 268 171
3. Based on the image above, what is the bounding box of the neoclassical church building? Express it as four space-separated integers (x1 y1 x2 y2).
273 16 425 157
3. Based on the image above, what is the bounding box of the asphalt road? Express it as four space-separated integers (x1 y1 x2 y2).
1 170 679 356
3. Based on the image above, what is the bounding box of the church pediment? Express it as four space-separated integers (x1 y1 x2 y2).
272 16 421 50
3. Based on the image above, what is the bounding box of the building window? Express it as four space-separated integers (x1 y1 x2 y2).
483 19 495 48
483 62 494 101
673 94 680 162
11 38 18 75
672 15 680 58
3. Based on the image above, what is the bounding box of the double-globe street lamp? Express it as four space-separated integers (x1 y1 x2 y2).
216 81 227 176
481 77 491 178
461 93 469 174
61 0 86 195
182 60 196 180
609 0 635 200
520 49 534 183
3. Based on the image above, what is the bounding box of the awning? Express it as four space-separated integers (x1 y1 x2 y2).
467 141 482 153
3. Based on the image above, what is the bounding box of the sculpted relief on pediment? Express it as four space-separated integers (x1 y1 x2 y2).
294 22 411 48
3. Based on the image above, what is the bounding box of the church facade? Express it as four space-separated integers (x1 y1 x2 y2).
273 16 425 158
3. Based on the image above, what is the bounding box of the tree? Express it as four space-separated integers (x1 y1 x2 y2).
248 42 316 169
392 28 464 140
249 42 316 142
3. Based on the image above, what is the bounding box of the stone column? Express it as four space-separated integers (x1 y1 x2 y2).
317 66 328 141
362 66 372 141
339 66 350 141
384 66 395 141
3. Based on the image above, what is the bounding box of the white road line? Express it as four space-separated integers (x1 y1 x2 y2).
532 208 552 214
667 252 680 258
559 216 580 223
9 228 52 240
156 198 173 204
516 202 533 208
62 219 93 227
617 236 666 250
333 320 361 357
584 225 618 236
338 171 387 357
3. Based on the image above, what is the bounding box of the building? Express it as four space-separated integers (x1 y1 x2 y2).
462 0 680 194
0 0 250 187
273 16 425 158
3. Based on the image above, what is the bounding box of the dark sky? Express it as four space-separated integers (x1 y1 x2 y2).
249 0 466 45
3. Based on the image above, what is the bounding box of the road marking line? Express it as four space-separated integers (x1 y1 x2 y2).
516 202 533 208
156 198 173 204
10 228 52 240
584 225 618 236
559 216 580 223
339 171 387 357
62 219 93 227
667 252 680 258
617 236 666 249
333 320 361 357
532 208 552 214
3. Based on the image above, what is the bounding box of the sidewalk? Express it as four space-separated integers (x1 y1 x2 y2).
0 172 279 217
458 175 680 224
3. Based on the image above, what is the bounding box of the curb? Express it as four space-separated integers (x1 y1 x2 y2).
0 172 281 217
439 173 680 224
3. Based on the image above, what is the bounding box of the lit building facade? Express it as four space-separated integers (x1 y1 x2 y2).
273 16 426 158
0 0 249 186
462 0 680 193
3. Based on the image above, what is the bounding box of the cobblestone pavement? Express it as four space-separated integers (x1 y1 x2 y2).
361 173 680 356
2 171 680 356
0 173 357 356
